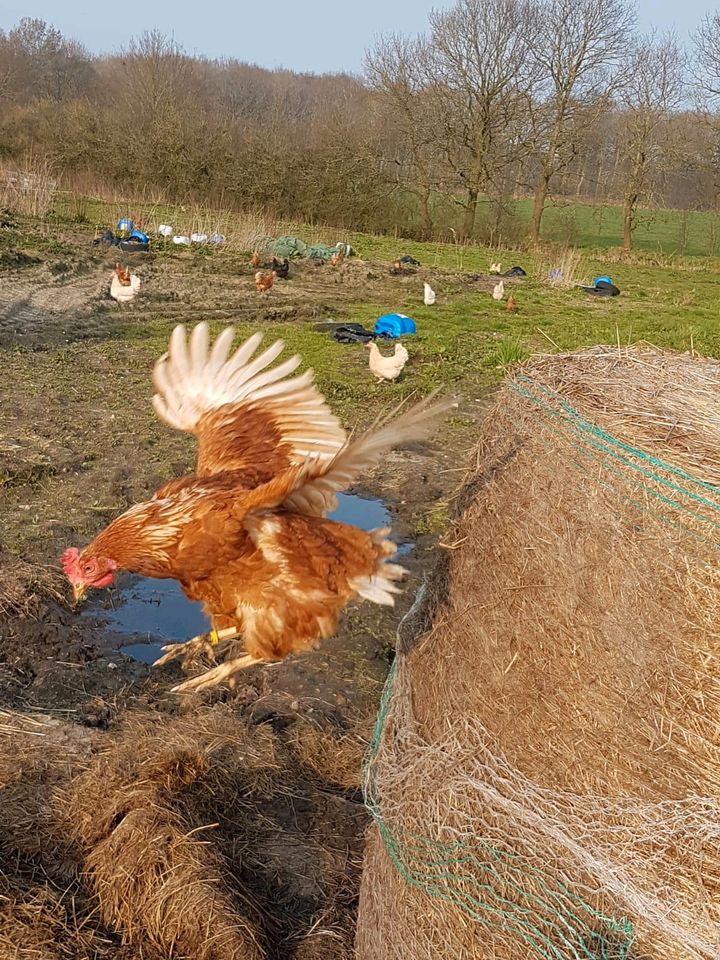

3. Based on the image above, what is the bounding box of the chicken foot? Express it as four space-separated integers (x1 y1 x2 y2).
171 655 264 693
153 627 240 670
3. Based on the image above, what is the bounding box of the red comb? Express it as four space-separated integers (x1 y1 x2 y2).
61 547 80 577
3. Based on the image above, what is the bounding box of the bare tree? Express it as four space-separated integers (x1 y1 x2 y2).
616 32 686 250
365 35 444 237
0 13 715 239
4 17 92 102
690 12 720 213
526 0 634 242
421 0 540 239
693 11 720 101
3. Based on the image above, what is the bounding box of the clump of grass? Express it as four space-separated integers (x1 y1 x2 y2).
66 720 267 960
486 339 530 369
539 247 586 288
415 500 451 535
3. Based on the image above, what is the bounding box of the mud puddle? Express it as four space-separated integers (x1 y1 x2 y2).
84 493 413 664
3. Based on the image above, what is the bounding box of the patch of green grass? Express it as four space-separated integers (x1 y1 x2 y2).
110 238 720 421
521 200 720 257
373 191 720 257
486 339 530 369
9 204 720 414
415 501 451 535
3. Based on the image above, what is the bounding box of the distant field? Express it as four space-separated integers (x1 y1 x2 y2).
382 189 720 256
522 200 720 257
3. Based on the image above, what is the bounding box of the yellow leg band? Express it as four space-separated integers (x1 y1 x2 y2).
209 628 220 646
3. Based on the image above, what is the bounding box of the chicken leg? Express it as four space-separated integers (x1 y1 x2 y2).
171 655 265 693
153 627 240 670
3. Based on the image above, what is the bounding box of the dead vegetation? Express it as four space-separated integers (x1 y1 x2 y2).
0 558 66 617
0 705 367 959
289 722 368 792
0 159 57 218
358 345 720 960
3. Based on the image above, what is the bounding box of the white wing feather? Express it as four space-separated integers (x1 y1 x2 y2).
151 322 346 465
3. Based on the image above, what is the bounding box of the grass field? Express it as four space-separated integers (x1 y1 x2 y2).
351 186 720 256
2 198 720 956
520 199 720 257
5 197 720 415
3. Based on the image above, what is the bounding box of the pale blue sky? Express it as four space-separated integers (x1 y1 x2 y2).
0 0 712 74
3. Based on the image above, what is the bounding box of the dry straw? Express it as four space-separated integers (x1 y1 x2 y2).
0 158 57 217
358 344 720 960
0 700 362 958
0 708 274 959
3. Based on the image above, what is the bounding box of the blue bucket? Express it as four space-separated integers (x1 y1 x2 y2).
593 275 613 287
130 228 149 243
374 313 417 338
117 218 134 234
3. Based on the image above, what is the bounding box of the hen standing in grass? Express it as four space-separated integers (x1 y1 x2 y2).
367 340 409 382
61 323 448 692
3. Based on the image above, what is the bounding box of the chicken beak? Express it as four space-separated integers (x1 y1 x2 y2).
73 584 87 605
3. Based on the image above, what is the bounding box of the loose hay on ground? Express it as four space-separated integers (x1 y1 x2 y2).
62 710 273 960
0 703 364 959
358 345 720 960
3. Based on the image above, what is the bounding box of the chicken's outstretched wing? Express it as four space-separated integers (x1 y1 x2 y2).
152 323 346 477
229 390 453 519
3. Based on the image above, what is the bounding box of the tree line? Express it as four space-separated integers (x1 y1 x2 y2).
2 6 720 248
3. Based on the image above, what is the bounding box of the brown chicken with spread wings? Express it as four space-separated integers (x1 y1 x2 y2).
61 323 449 692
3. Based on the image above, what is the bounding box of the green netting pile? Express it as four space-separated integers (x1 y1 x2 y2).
257 235 355 260
358 345 720 960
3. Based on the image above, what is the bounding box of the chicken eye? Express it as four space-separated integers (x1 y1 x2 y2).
83 561 96 576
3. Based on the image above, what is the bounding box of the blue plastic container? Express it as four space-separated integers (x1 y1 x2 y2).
593 275 613 287
130 228 149 243
117 218 134 234
374 313 416 338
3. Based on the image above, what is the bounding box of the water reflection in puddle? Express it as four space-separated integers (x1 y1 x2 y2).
83 493 412 664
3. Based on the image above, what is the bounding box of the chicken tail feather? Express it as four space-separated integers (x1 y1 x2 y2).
349 528 408 606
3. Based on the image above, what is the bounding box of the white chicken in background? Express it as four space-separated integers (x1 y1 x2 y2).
492 280 505 301
490 262 502 274
367 340 409 382
424 282 436 306
110 263 141 303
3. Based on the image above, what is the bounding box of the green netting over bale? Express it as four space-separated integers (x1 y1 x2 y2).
358 345 720 960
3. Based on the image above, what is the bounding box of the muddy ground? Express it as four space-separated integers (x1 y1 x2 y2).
0 215 486 958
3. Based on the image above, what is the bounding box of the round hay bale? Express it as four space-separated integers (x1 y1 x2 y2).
358 345 720 960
